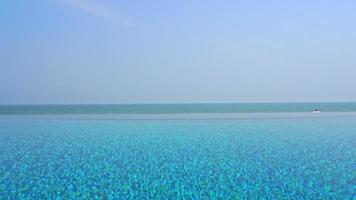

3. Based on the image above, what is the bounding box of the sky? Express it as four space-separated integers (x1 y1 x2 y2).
1 0 356 104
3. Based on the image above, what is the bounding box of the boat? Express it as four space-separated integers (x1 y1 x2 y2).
312 108 320 113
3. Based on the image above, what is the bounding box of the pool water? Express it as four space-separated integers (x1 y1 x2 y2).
0 116 355 199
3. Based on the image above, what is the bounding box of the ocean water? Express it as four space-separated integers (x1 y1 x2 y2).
1 102 356 114
0 114 355 199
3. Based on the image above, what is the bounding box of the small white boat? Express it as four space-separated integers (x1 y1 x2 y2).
312 108 320 113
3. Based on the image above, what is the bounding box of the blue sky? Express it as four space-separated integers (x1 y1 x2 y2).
1 0 356 104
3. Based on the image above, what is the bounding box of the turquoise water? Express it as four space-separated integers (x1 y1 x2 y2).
0 115 355 199
1 102 356 114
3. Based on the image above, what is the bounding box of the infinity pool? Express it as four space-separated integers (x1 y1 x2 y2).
0 115 355 199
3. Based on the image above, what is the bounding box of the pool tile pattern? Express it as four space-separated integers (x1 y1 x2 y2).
0 118 355 199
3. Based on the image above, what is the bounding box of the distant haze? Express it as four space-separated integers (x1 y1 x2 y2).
1 1 356 104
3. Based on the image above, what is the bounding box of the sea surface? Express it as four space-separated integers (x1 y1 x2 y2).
0 104 355 199
1 102 356 114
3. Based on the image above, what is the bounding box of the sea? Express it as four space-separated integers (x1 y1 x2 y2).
0 102 355 199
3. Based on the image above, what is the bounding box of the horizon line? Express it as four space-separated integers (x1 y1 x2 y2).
1 101 356 106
